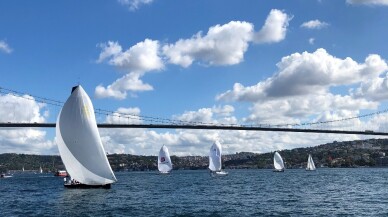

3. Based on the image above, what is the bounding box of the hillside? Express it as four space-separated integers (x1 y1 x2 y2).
1 138 388 173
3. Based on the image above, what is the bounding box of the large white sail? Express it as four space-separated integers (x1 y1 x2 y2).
306 154 316 171
209 141 222 172
56 85 117 185
274 152 285 171
158 145 172 173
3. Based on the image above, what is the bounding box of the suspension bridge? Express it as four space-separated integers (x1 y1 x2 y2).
0 122 386 135
1 86 388 136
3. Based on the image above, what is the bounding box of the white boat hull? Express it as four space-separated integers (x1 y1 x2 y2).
159 171 171 175
210 170 228 177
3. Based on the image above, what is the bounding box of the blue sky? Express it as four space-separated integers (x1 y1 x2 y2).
1 0 388 155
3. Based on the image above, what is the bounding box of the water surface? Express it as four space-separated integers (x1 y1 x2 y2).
1 168 388 216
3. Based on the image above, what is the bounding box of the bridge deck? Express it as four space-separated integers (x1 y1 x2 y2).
0 123 387 136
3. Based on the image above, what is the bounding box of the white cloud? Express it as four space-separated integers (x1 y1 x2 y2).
300 20 329 29
103 105 350 156
163 9 291 67
105 107 143 124
98 106 235 155
174 108 215 124
218 48 387 100
97 9 292 99
95 39 163 99
0 94 55 154
364 113 388 132
346 0 388 6
244 94 377 124
216 48 387 132
98 106 362 156
216 82 267 102
0 94 46 123
118 0 154 11
266 50 386 97
97 39 164 74
162 21 254 67
0 40 12 54
352 72 388 101
96 41 122 63
253 9 292 44
99 107 179 155
309 38 315 45
212 105 235 116
95 73 153 100
173 106 237 125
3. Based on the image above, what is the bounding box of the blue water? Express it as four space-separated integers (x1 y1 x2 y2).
1 168 388 216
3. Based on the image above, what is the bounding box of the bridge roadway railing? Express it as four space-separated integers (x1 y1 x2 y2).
0 122 387 136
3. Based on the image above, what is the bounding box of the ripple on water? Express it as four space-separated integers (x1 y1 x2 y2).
2 169 388 216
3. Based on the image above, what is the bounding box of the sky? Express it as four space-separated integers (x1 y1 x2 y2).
1 0 388 156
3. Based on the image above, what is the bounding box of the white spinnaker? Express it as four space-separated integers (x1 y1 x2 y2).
209 141 222 172
274 152 285 170
158 145 173 172
56 86 117 185
307 154 316 170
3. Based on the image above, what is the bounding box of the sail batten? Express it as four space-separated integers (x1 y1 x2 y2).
158 145 172 173
56 85 116 185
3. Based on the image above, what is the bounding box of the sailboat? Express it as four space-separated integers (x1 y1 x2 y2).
158 145 173 174
39 166 43 174
273 151 285 172
56 85 117 189
0 173 12 178
306 154 316 171
209 141 228 176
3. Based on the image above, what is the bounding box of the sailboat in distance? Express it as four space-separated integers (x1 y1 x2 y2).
273 151 285 172
306 154 316 171
56 85 117 189
209 141 228 176
158 145 172 174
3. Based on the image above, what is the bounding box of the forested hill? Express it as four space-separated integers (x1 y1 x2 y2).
1 138 388 173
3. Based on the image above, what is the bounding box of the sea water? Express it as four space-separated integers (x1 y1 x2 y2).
1 168 388 216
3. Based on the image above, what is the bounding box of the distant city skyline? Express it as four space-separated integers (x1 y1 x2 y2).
1 0 388 156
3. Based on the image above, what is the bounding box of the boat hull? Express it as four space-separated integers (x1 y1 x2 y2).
159 171 171 175
273 169 284 172
54 171 68 177
210 170 228 177
64 183 111 189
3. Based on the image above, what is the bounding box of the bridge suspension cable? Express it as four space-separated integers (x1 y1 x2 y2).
1 86 388 131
